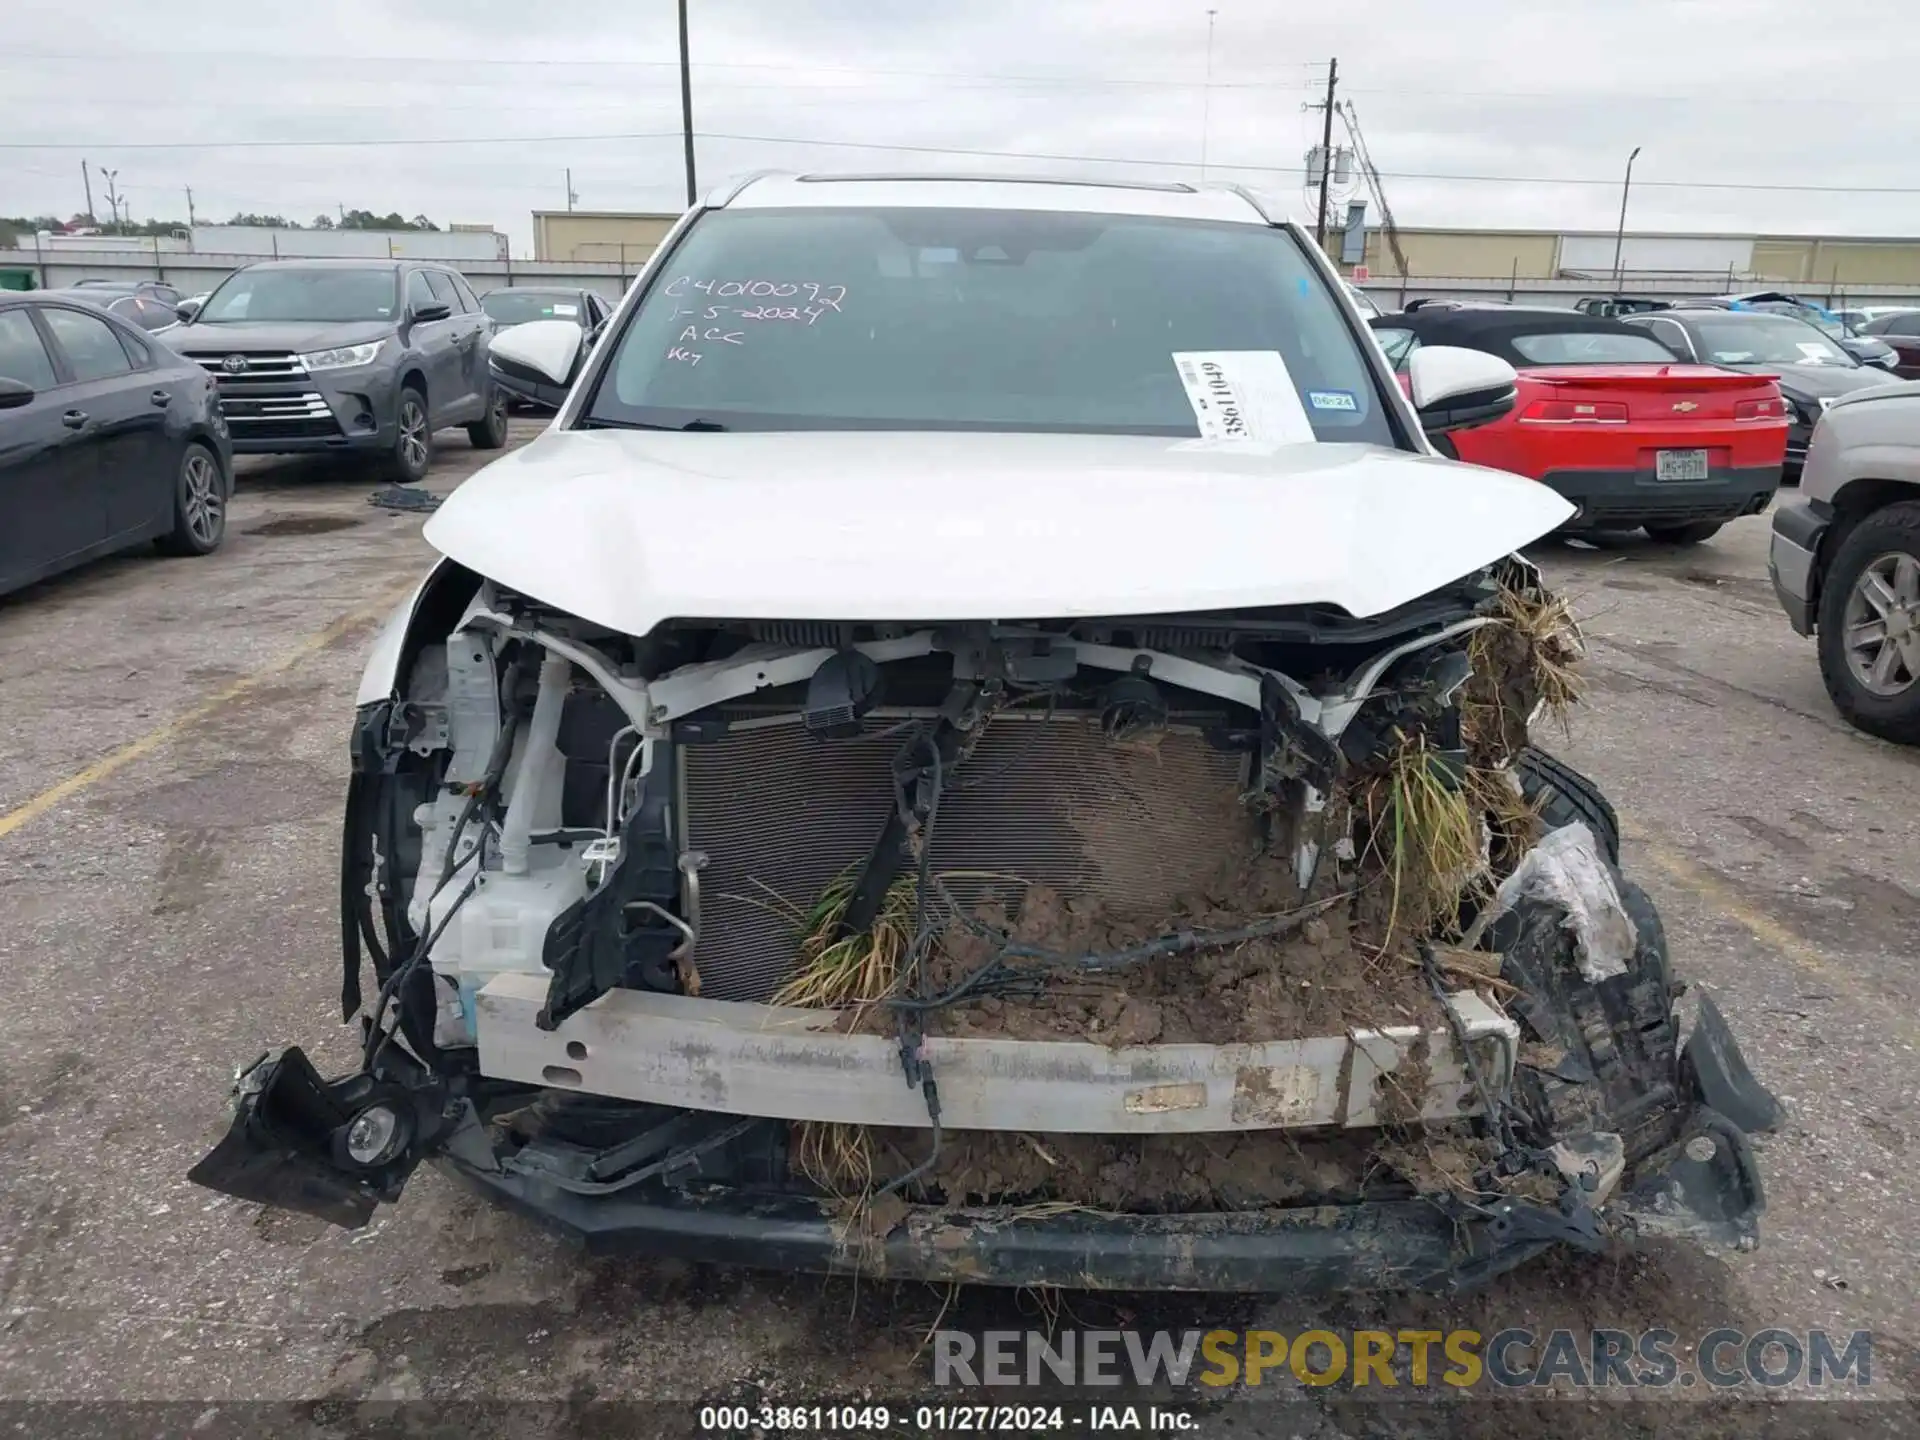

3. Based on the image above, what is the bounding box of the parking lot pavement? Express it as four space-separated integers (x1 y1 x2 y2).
2 451 1917 1426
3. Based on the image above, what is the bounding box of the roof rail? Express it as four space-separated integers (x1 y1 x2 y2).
790 171 1199 193
710 170 789 206
1214 183 1283 224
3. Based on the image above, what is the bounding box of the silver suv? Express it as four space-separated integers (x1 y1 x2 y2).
1770 380 1920 741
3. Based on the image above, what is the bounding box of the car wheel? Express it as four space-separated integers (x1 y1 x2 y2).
1816 500 1920 744
1643 521 1723 545
156 442 228 557
388 386 433 483
1514 746 1621 863
466 385 510 450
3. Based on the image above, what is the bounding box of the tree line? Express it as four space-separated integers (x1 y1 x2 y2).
2 209 441 245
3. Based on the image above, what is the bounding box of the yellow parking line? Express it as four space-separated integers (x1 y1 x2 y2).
1627 822 1920 1045
1628 828 1848 985
0 581 417 843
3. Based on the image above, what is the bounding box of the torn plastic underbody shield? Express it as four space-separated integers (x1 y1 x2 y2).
190 562 1780 1292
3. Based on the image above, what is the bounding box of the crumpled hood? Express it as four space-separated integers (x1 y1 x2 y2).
423 429 1575 635
166 319 394 354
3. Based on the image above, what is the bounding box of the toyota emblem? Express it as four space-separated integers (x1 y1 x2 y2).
221 354 249 374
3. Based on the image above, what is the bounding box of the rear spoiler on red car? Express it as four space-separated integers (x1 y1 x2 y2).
1527 368 1772 389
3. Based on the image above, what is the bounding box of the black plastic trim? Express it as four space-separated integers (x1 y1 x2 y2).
1770 493 1832 552
448 1164 1555 1292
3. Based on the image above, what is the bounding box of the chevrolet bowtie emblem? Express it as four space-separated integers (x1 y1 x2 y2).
1672 401 1698 412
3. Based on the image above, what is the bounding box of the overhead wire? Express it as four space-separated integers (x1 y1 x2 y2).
5 127 1916 196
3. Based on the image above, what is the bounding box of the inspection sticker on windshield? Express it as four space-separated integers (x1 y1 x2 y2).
1171 351 1315 443
551 303 578 317
1308 390 1358 412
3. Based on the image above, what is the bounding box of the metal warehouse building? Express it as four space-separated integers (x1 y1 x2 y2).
531 210 680 264
526 207 1920 295
1354 226 1920 289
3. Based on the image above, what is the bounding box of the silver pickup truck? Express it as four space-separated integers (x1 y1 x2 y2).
1770 380 1920 742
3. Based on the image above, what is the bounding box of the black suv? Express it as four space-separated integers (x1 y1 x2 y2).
165 259 508 481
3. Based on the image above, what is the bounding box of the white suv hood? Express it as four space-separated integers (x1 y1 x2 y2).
423 429 1573 634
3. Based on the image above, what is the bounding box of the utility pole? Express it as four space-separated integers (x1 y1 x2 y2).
81 160 96 227
1312 59 1339 248
185 186 196 226
678 0 697 206
1611 146 1642 292
100 168 124 233
566 168 579 211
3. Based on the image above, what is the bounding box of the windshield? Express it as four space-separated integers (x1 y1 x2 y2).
1742 300 1845 337
1370 326 1417 366
197 267 398 324
1689 316 1854 367
586 206 1396 444
483 291 585 325
1509 331 1677 365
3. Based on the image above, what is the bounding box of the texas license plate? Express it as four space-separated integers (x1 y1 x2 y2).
1655 448 1710 481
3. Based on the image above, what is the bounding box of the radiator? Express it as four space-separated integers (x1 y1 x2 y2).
678 712 1255 1002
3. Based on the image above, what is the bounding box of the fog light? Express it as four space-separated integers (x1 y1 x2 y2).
343 1104 406 1167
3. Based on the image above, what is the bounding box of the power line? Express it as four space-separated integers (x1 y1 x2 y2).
0 132 683 152
7 127 1920 196
1 50 1904 108
689 132 1920 196
0 48 1321 90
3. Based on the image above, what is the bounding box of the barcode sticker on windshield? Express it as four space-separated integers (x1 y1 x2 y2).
1171 351 1315 444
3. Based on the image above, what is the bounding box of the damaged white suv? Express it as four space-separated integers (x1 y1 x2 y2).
193 174 1777 1292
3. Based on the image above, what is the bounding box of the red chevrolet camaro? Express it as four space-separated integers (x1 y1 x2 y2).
1372 305 1789 544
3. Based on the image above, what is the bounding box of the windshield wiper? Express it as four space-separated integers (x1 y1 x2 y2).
585 417 731 432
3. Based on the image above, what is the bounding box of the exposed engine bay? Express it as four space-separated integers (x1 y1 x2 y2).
190 557 1780 1291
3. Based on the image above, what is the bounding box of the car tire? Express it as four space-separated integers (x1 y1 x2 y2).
156 442 228 557
387 386 433 483
1815 499 1920 744
1643 520 1723 545
1514 745 1621 864
466 385 510 450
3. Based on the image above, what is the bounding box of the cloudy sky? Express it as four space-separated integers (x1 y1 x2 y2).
4 0 1918 254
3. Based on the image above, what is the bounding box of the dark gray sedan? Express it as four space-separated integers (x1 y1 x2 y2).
1623 308 1902 481
478 286 611 333
0 291 232 596
38 287 182 334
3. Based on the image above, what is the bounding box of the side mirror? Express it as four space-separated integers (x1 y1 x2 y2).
1407 345 1518 434
0 376 33 410
488 318 585 411
173 300 201 323
409 300 453 323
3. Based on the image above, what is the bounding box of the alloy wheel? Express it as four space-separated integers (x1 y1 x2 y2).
182 451 223 545
400 400 429 473
1842 550 1920 696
